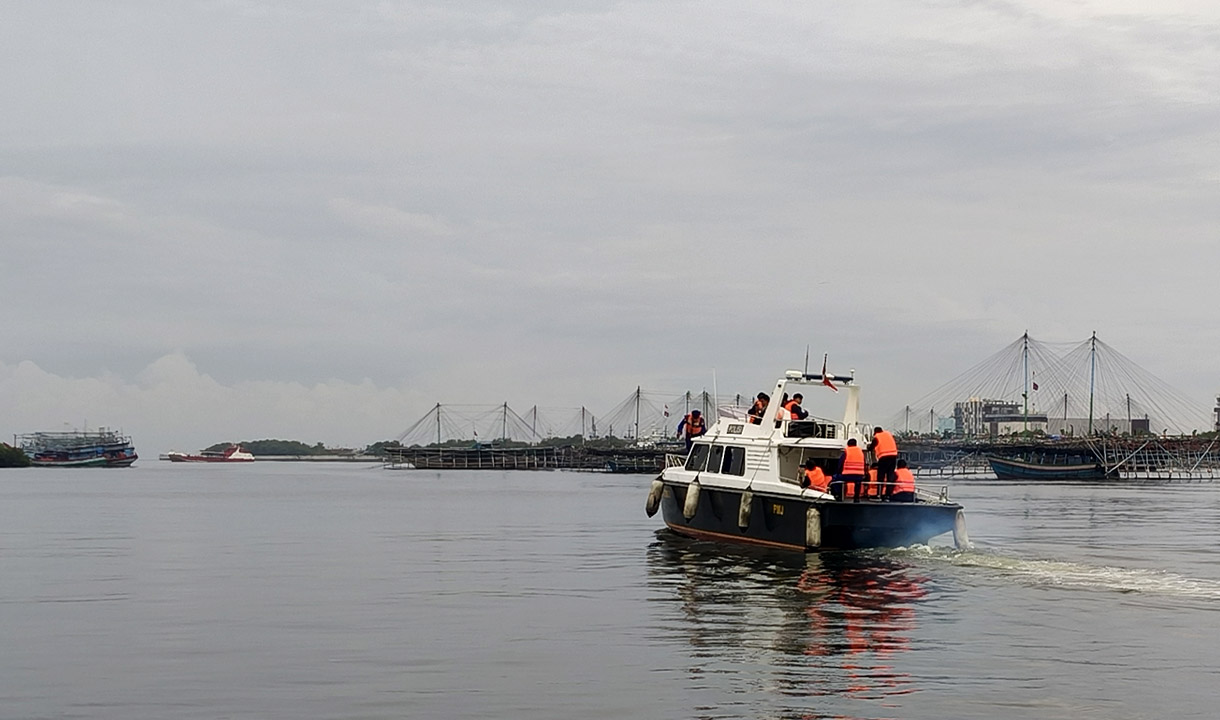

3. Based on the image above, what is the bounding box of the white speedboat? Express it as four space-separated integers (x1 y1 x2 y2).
646 369 968 552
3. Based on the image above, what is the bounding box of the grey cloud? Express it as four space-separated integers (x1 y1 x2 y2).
2 0 1218 443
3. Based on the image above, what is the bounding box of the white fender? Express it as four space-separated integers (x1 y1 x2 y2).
645 478 664 517
953 509 972 550
737 491 753 529
683 480 701 520
805 507 822 549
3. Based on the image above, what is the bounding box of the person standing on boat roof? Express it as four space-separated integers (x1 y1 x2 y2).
747 393 770 425
832 438 867 501
868 426 899 500
784 393 809 421
677 409 707 451
892 459 917 503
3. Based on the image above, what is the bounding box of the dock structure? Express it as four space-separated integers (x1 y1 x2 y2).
383 436 1220 479
383 445 670 473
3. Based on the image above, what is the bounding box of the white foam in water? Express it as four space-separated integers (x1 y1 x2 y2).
892 545 1220 601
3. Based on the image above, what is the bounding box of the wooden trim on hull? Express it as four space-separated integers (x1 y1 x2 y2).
664 523 807 552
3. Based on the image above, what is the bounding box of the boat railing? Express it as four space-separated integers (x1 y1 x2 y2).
916 485 950 503
782 419 842 439
665 453 687 469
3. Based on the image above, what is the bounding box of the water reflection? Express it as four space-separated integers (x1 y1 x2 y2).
646 531 934 707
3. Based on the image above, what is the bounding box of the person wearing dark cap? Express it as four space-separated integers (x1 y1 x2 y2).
783 393 809 421
832 438 867 501
746 393 770 425
800 458 829 493
677 409 707 451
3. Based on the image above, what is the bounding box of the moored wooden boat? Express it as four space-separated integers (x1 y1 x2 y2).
987 454 1117 480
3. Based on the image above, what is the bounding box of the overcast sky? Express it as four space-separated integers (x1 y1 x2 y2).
2 1 1218 453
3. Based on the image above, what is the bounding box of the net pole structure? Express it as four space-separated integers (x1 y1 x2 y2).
1023 332 1030 433
635 387 641 440
1089 331 1097 435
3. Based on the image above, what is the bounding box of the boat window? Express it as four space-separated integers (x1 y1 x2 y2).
706 445 725 474
685 444 710 471
722 446 746 476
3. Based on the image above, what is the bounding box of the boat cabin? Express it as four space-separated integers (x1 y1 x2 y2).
672 370 873 493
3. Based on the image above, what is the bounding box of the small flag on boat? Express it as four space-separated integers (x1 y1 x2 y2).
1032 381 1039 391
821 354 838 393
663 405 669 417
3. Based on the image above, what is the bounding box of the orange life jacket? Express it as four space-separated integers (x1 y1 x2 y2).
866 468 880 496
783 400 801 418
841 446 865 475
748 401 766 424
683 414 705 436
804 466 829 492
895 467 916 494
872 430 898 459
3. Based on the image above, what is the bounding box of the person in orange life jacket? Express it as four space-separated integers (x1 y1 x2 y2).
866 464 880 498
800 459 829 492
868 426 899 499
832 438 867 501
676 409 707 451
891 458 917 503
783 393 809 421
773 393 790 426
746 393 770 425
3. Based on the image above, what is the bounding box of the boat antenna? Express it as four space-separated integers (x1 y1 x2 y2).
804 345 810 376
712 368 719 422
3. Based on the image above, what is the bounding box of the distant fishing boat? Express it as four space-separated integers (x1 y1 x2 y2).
17 429 138 468
988 454 1117 480
166 445 256 463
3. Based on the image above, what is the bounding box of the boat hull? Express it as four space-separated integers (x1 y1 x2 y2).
31 456 137 468
167 455 255 462
659 482 961 552
988 455 1116 480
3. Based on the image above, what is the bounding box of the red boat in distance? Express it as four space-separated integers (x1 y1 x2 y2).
167 445 256 462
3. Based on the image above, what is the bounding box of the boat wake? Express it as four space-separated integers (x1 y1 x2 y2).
888 544 1220 602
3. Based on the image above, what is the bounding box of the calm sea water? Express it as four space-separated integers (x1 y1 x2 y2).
1 463 1218 719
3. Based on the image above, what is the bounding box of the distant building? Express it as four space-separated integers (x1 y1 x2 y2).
954 398 1048 437
1049 416 1151 436
1215 395 1220 431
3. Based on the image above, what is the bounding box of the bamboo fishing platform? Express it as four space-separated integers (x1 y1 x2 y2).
383 445 670 473
383 435 1220 480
